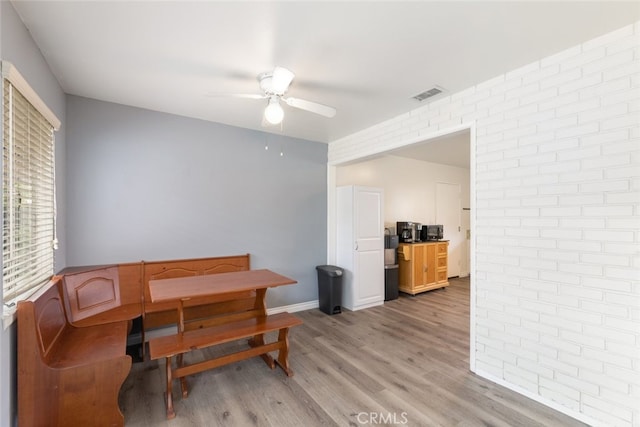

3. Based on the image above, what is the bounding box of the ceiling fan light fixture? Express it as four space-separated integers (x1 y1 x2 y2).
216 66 335 126
271 67 295 94
264 97 284 124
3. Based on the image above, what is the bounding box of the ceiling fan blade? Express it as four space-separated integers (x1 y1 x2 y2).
284 97 337 118
205 93 266 100
271 67 295 94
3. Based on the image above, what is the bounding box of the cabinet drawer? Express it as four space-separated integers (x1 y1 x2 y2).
437 257 447 268
437 271 447 282
437 243 447 254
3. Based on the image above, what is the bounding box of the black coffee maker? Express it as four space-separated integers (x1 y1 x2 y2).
396 221 418 242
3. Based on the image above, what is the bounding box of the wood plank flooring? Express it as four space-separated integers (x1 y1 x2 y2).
120 277 586 426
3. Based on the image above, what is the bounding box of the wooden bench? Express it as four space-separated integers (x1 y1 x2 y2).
16 254 276 424
17 277 132 426
59 264 142 327
149 312 302 419
140 254 251 355
57 254 252 359
146 269 302 419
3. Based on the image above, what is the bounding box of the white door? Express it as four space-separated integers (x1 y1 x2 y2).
436 182 462 277
354 187 384 308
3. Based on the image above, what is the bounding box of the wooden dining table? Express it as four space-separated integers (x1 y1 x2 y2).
147 268 302 419
149 268 297 303
148 268 297 333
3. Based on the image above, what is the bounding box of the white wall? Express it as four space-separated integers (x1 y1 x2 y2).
336 155 470 228
329 23 640 427
336 155 471 275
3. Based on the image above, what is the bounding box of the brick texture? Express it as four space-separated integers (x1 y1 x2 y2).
329 22 640 427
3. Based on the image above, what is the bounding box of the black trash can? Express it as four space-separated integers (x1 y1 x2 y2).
384 264 399 301
315 265 343 315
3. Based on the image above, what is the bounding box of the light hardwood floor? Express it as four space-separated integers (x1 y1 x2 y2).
120 277 586 426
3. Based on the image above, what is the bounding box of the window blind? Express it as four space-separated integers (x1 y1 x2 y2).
2 67 57 308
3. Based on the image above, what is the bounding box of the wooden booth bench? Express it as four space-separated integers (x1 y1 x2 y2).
17 273 133 427
17 254 303 423
53 253 254 358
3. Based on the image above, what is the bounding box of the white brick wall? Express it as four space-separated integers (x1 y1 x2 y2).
329 22 640 427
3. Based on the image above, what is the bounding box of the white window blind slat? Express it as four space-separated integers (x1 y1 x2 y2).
2 68 57 308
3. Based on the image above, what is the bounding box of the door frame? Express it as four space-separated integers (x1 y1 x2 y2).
326 122 477 372
435 181 463 278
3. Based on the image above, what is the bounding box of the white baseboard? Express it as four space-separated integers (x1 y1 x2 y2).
267 300 319 314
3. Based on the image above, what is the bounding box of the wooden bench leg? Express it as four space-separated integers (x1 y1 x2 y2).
274 328 294 377
248 334 275 369
165 356 176 420
177 353 188 398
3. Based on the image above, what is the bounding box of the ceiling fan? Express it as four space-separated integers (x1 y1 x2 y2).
210 67 337 125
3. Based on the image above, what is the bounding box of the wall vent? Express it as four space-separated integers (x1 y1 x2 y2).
412 86 445 102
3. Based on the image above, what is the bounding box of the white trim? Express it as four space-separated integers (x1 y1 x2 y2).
328 123 473 167
327 164 337 266
267 300 319 315
1 61 61 130
468 123 477 373
1 307 16 330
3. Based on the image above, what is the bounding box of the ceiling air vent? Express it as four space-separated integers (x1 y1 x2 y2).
412 86 445 102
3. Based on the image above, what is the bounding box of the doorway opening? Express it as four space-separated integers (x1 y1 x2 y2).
327 123 476 372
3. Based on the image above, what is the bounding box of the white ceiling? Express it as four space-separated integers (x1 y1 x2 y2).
11 1 640 146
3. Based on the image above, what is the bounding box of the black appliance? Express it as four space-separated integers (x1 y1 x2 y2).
384 231 399 265
396 221 420 243
384 265 399 301
384 228 399 301
421 224 444 241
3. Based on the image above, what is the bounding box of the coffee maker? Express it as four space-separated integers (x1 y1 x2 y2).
396 221 420 242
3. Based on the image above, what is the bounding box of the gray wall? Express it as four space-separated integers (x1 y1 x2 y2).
1 2 67 426
1 3 325 423
66 95 327 308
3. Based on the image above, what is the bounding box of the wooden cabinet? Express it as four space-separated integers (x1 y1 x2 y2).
397 241 449 295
